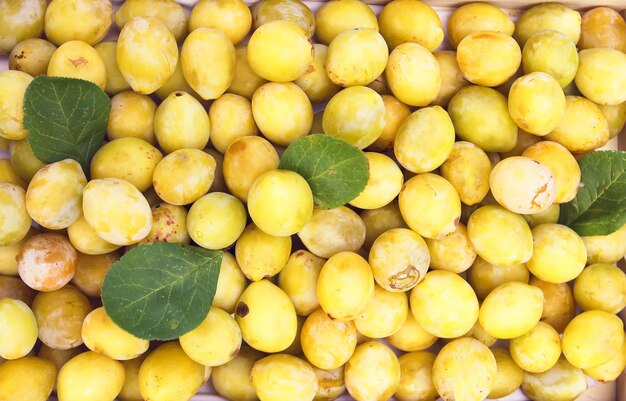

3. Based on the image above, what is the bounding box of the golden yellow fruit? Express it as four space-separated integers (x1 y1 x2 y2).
0 70 33 140
360 201 407 250
116 16 178 94
479 282 544 339
514 3 582 46
114 0 188 43
440 141 492 206
385 43 441 107
181 28 236 100
118 356 144 401
252 0 315 37
187 192 246 250
395 351 437 401
317 251 374 321
488 348 524 399
510 321 561 373
94 43 132 94
44 0 111 46
527 224 587 284
432 50 470 107
297 207 366 259
0 0 46 54
521 30 578 88
530 276 576 334
432 337 497 401
47 40 106 89
426 223 476 274
522 141 580 203
355 285 408 339
584 337 626 383
347 152 403 208
72 252 118 297
467 256 529 300
278 250 324 316
301 308 357 369
209 94 258 153
0 158 27 190
9 139 45 183
574 263 626 314
154 51 200 101
379 0 442 51
154 91 210 154
0 183 31 247
153 149 215 206
368 95 411 152
235 279 298 353
17 233 77 292
447 3 514 48
212 346 263 401
227 45 268 99
235 223 291 281
189 0 252 45
580 7 626 52
387 312 437 352
315 0 378 45
0 356 57 401
345 341 400 401
107 91 157 144
294 44 340 104
0 298 38 360
600 102 626 139
67 216 120 256
57 351 125 401
323 86 386 149
252 354 318 401
522 357 587 401
247 20 313 82
313 366 345 401
457 31 521 87
582 223 626 265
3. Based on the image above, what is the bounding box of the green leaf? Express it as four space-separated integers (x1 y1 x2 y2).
559 150 626 236
279 134 369 209
23 76 110 173
101 243 222 340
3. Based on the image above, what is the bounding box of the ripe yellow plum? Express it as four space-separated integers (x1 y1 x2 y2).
106 91 157 144
235 223 291 281
0 183 31 247
514 3 581 46
467 256 529 300
385 43 441 107
379 0 443 51
189 0 251 45
294 44 340 103
522 141 580 203
489 348 524 399
574 263 626 314
345 341 401 401
0 356 56 401
0 70 33 140
188 192 246 250
47 40 106 90
298 206 366 258
575 48 626 106
301 308 357 369
153 149 215 206
527 224 587 283
0 298 38 360
278 250 324 316
18 233 77 292
457 31 521 87
447 3 514 48
522 30 578 88
315 0 378 45
252 354 318 401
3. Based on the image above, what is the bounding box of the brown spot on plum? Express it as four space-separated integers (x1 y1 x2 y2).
236 302 249 317
389 265 420 290
68 57 88 67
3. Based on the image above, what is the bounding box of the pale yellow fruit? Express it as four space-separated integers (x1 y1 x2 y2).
0 298 38 360
235 279 298 353
490 156 556 214
187 192 246 250
527 224 586 283
323 86 386 149
395 351 437 401
0 356 57 401
315 0 378 45
212 347 263 401
440 141 491 206
368 95 411 152
209 94 258 153
510 321 561 373
47 40 106 89
467 256 530 300
153 149 215 206
547 95 610 153
386 42 441 107
360 201 407 250
522 30 578 88
501 129 544 158
205 148 227 193
223 136 279 202
190 0 251 45
72 252 118 297
252 354 317 401
462 319 497 347
0 228 37 276
118 356 144 401
379 0 442 50
279 250 325 316
345 341 400 401
467 205 533 267
447 3 514 48
252 82 313 146
563 310 624 369
0 0 46 54
398 173 461 239
410 270 478 338
44 0 111 46
247 170 313 237
9 139 45 182
247 20 313 82
107 91 157 144
94 41 130 95
600 102 626 139
508 72 567 136
211 252 246 314
479 282 543 339
17 234 77 292
32 287 91 350
387 312 437 352
180 307 242 367
138 342 205 401
489 348 524 399
67 216 120 255
317 251 374 321
25 159 86 230
116 16 178 94
368 228 429 292
154 91 210 154
298 207 365 258
0 160 25 190
574 263 626 314
302 308 357 369
515 3 581 46
294 44 340 103
530 277 576 334
433 337 497 401
432 50 470 107
575 48 626 106
326 28 388 87
0 183 31 247
522 357 588 401
355 285 408 338
522 141 580 203
81 307 148 361
313 366 345 401
582 223 626 264
83 178 152 246
0 70 33 140
524 203 561 229
136 202 190 246
252 0 315 37
114 0 188 43
283 315 305 356
448 85 518 153
426 223 476 274
57 351 125 401
90 138 162 192
584 337 626 382
394 106 455 174
236 223 291 282
457 31 521 87
154 51 200 101
182 28 235 100
228 45 268 99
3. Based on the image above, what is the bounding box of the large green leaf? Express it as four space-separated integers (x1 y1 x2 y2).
279 134 369 209
559 150 626 236
102 243 222 340
23 76 110 173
